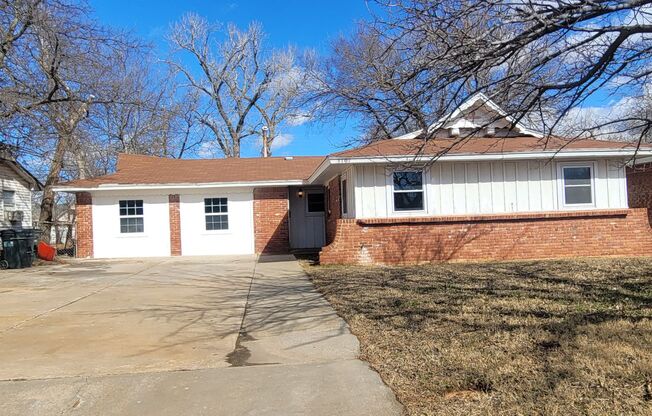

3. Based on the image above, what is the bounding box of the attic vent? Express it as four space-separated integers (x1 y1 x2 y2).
284 156 294 160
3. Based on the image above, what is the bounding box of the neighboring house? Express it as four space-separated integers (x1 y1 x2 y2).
0 149 44 230
54 94 652 264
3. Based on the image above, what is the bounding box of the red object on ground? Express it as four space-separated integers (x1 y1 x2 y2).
37 242 56 261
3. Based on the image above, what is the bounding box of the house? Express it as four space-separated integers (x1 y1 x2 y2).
0 147 44 230
54 94 652 264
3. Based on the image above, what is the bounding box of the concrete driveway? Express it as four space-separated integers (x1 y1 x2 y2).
0 256 401 415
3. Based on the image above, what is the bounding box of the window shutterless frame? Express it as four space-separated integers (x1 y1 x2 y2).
391 170 425 212
2 190 15 209
204 197 229 231
340 178 348 215
557 162 596 208
119 200 144 233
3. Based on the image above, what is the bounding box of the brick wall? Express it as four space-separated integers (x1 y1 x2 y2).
75 192 93 258
169 194 182 256
627 166 652 225
320 209 652 265
253 187 290 254
325 176 341 244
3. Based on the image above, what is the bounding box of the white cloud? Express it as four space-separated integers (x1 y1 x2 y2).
271 133 293 150
556 95 641 141
196 141 221 158
286 114 311 126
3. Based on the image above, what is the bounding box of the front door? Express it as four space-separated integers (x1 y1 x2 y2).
289 187 326 249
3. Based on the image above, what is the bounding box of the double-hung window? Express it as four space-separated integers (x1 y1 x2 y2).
119 200 144 233
205 198 228 230
393 171 424 211
561 164 594 206
2 190 15 210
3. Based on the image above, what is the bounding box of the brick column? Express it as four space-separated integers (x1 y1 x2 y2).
75 192 93 258
169 194 182 256
325 175 341 244
627 165 652 226
253 187 290 254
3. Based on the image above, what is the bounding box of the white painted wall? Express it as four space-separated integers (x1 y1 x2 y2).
179 189 254 256
92 191 171 258
0 162 34 229
89 187 256 258
353 158 629 218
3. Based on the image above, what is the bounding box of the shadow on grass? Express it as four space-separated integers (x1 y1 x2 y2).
306 257 652 416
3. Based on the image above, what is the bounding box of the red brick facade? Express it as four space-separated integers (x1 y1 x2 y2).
325 176 341 245
75 192 93 258
168 194 182 256
627 166 652 225
320 209 652 265
253 187 290 254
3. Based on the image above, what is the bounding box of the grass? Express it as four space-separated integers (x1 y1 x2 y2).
304 258 652 416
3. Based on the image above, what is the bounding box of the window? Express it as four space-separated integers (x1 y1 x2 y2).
205 198 228 230
562 165 593 205
341 179 348 214
119 200 144 233
393 171 424 211
2 190 15 209
307 193 325 213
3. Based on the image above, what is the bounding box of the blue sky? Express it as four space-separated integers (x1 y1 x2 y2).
88 0 373 157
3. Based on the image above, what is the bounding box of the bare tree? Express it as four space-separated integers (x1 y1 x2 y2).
167 13 307 157
0 0 91 118
2 0 145 242
368 0 652 145
255 47 309 156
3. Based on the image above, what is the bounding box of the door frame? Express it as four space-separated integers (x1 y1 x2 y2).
288 186 326 249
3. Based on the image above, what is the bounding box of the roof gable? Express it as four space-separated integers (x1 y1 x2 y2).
0 158 44 191
395 93 542 140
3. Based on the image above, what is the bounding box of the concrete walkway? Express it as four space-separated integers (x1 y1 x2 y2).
0 256 402 415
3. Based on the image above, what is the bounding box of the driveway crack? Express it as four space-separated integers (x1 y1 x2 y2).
0 261 167 336
226 257 258 367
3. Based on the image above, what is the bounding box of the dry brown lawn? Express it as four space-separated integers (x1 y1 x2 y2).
305 258 652 416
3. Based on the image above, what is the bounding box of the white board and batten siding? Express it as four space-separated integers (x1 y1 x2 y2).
352 159 628 219
90 188 255 258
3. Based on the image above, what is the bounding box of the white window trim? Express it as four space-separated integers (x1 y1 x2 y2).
557 161 597 209
389 169 427 215
119 200 145 234
340 176 349 216
204 197 229 232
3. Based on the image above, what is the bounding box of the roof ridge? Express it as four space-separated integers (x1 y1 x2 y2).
117 152 325 162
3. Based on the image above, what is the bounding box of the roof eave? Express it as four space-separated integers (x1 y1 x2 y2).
327 148 652 164
53 179 307 193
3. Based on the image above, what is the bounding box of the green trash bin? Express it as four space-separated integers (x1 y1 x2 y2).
15 229 38 267
1 238 21 269
17 238 33 268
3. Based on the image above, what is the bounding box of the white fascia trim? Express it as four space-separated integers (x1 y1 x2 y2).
307 157 334 184
325 149 652 166
53 179 306 193
392 129 425 140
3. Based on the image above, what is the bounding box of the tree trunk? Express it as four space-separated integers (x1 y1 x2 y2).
38 131 69 243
